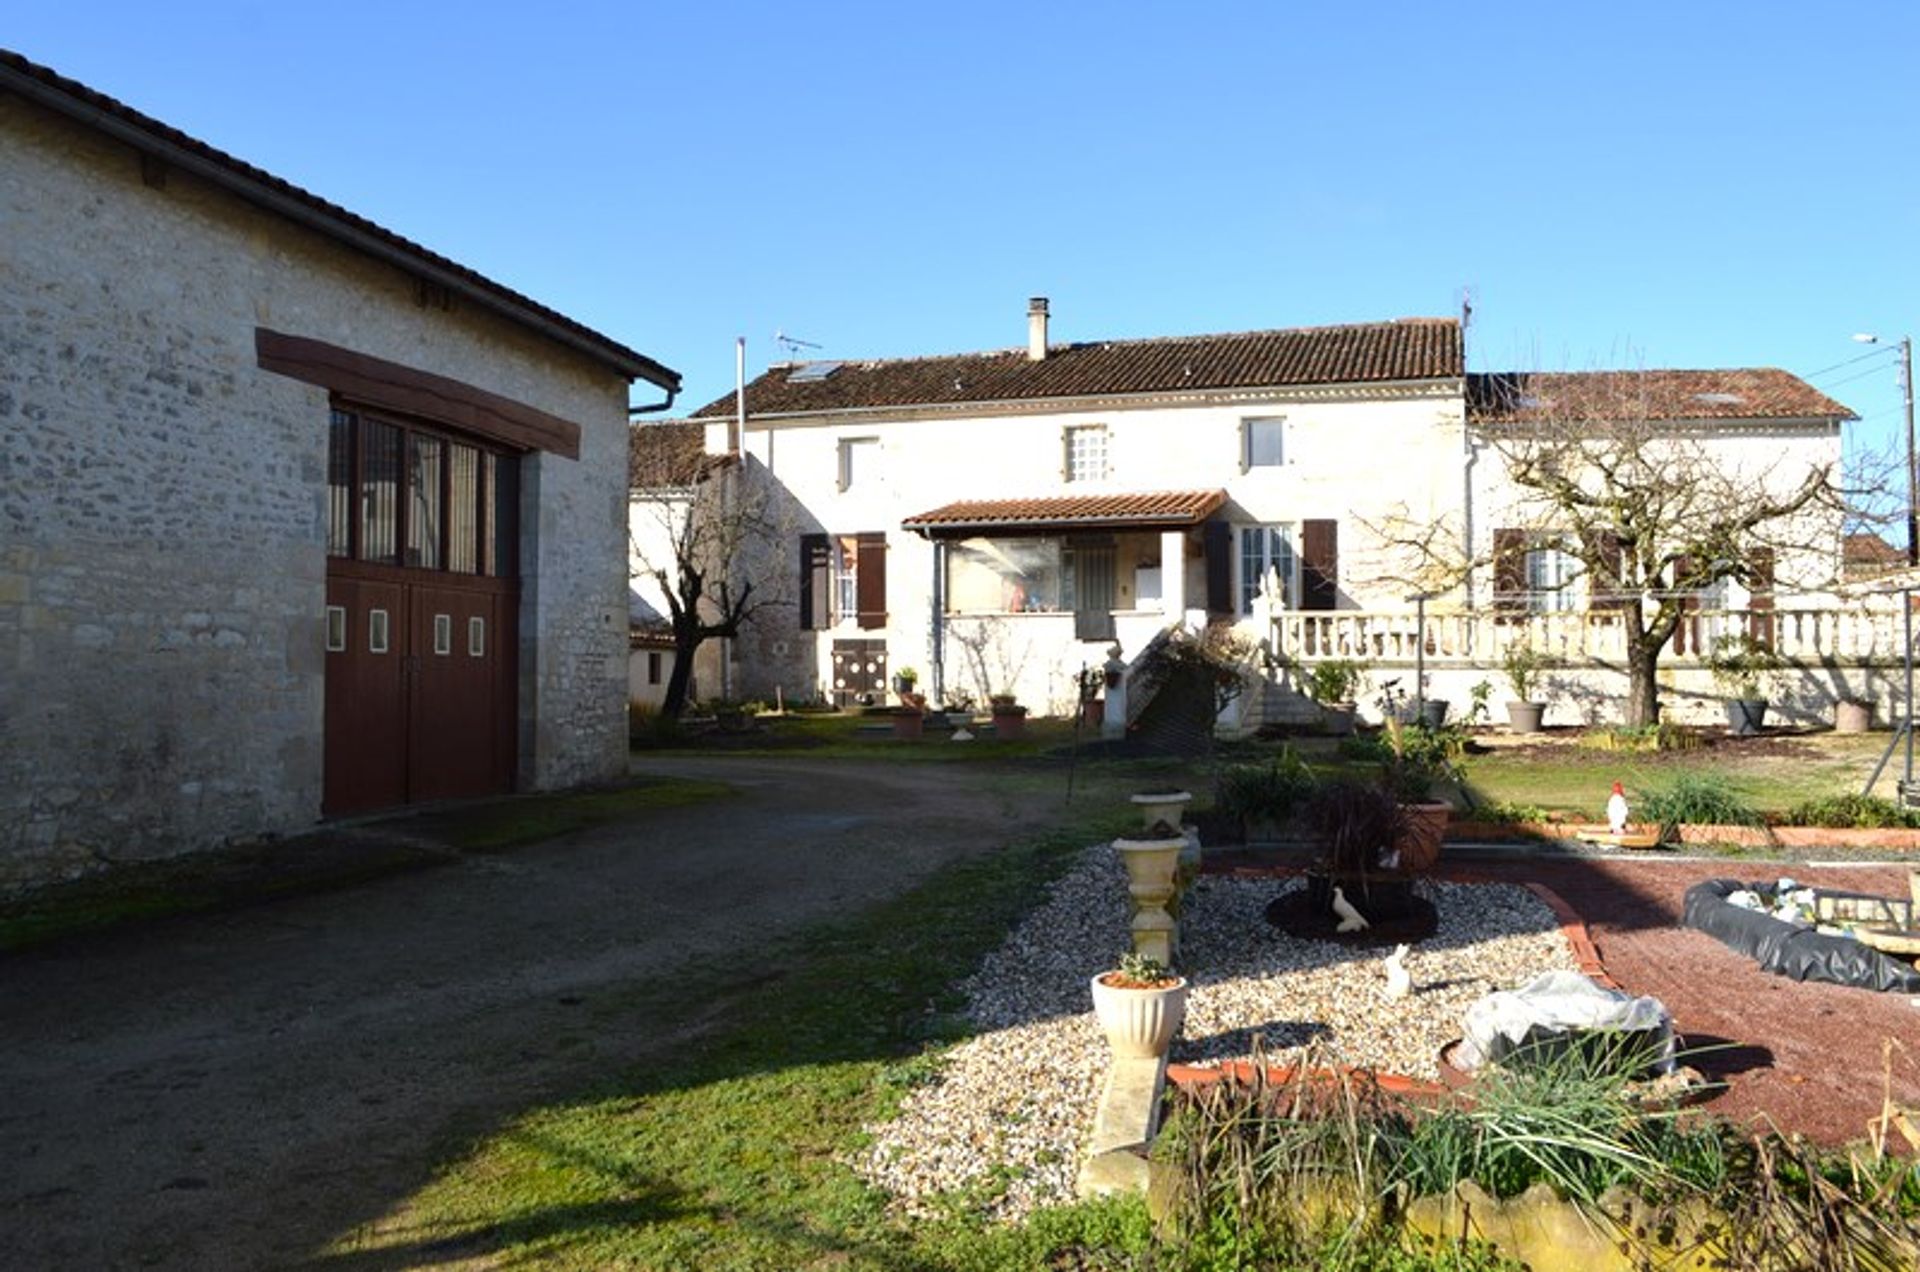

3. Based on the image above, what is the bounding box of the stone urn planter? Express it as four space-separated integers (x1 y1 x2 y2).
1113 836 1183 964
1129 790 1193 837
1505 700 1545 734
1090 961 1188 1059
1320 701 1357 736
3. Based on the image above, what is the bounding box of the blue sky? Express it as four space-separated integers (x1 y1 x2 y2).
10 2 1917 459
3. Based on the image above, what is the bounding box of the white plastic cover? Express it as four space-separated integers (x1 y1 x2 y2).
1456 970 1674 1073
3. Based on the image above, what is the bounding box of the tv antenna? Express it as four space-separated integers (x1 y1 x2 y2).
774 330 822 358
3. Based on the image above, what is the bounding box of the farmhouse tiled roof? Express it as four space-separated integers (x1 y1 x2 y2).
902 490 1228 535
629 421 710 489
693 318 1461 418
1467 369 1854 423
0 47 678 391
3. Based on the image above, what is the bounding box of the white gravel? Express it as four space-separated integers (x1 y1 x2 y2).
852 844 1581 1221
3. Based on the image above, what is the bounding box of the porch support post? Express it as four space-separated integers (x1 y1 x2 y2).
1160 529 1188 620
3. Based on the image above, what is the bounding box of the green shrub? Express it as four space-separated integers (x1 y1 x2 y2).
1215 747 1316 829
1307 659 1368 704
1781 792 1920 829
1634 774 1763 828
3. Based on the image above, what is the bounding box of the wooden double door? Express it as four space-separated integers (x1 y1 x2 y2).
324 562 517 815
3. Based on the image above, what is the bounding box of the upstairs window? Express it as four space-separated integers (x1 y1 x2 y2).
837 437 879 492
1242 417 1285 470
327 407 516 577
1064 425 1108 483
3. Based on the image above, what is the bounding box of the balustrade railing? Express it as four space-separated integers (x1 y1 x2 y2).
1268 604 1906 667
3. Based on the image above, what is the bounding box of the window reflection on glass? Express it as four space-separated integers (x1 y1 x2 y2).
369 608 390 654
448 444 479 574
327 411 353 556
433 613 451 655
407 434 444 569
947 538 1064 613
1244 417 1285 468
360 421 401 564
486 453 517 578
325 605 346 652
468 615 485 657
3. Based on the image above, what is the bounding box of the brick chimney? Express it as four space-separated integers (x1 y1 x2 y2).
1027 296 1049 361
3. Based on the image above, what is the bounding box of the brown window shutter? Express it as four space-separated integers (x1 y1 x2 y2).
1746 547 1775 648
1582 529 1623 610
800 533 830 630
1301 519 1338 611
1202 522 1233 617
856 532 888 630
1492 528 1527 613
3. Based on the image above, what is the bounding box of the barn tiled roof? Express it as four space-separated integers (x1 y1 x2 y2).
0 47 678 390
902 490 1228 535
693 318 1461 418
629 421 710 489
1467 369 1854 423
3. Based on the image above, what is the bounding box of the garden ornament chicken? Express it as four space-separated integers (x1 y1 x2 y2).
1607 781 1630 835
1331 885 1370 933
1383 943 1413 999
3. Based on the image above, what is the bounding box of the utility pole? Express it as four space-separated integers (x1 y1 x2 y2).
1901 336 1916 566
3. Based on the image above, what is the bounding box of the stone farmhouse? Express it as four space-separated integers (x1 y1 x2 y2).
1 49 678 889
651 298 1894 729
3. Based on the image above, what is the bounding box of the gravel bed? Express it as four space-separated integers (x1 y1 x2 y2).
852 845 1581 1221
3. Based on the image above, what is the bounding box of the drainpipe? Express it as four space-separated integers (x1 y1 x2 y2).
930 541 947 703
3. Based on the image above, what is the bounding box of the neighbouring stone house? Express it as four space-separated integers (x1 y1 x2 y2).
665 298 1879 729
0 49 679 889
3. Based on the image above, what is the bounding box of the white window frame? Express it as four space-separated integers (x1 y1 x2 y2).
836 436 879 492
1063 424 1109 483
1241 416 1286 471
1238 523 1298 615
1526 540 1581 613
833 535 859 625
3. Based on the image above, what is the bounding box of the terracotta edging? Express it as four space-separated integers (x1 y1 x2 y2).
1444 820 1920 851
1175 869 1621 1092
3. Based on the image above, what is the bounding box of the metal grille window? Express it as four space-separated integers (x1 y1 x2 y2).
1065 425 1108 483
325 408 515 577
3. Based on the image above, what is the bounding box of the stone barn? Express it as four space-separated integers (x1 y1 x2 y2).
0 49 680 888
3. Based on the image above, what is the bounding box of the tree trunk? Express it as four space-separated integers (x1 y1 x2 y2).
1623 639 1660 727
661 637 699 718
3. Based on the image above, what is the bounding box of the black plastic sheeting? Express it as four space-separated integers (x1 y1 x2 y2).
1683 879 1920 995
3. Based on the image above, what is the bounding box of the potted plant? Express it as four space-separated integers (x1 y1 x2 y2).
1076 665 1106 728
1301 778 1415 923
1501 637 1548 733
989 692 1028 740
890 691 927 740
1380 716 1462 870
1305 659 1367 736
892 665 919 697
1707 633 1782 736
1089 951 1188 1059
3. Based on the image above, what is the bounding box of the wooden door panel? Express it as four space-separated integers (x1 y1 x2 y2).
408 582 506 802
323 577 408 815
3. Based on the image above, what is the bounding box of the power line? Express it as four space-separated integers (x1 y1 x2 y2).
1803 345 1895 382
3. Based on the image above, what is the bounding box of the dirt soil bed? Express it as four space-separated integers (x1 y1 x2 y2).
1455 856 1918 1147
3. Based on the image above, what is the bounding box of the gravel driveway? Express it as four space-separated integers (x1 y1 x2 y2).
0 756 1066 1270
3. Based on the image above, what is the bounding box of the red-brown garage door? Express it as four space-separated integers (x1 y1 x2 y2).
322 407 518 816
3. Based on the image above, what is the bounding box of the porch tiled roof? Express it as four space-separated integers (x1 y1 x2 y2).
1467 369 1854 422
902 489 1227 535
693 318 1461 419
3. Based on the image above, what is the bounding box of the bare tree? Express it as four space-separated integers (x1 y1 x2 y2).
630 427 791 717
1464 370 1876 726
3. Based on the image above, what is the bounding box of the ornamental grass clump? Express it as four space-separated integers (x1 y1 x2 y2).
1634 773 1763 830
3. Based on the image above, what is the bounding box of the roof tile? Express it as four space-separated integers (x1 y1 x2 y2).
902 490 1228 534
1467 369 1853 422
694 318 1462 418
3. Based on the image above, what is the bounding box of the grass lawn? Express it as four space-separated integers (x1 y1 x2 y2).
322 815 1155 1271
1457 731 1898 819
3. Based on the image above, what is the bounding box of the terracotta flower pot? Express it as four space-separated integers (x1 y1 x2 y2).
1090 972 1188 1058
1395 802 1450 871
891 711 924 740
